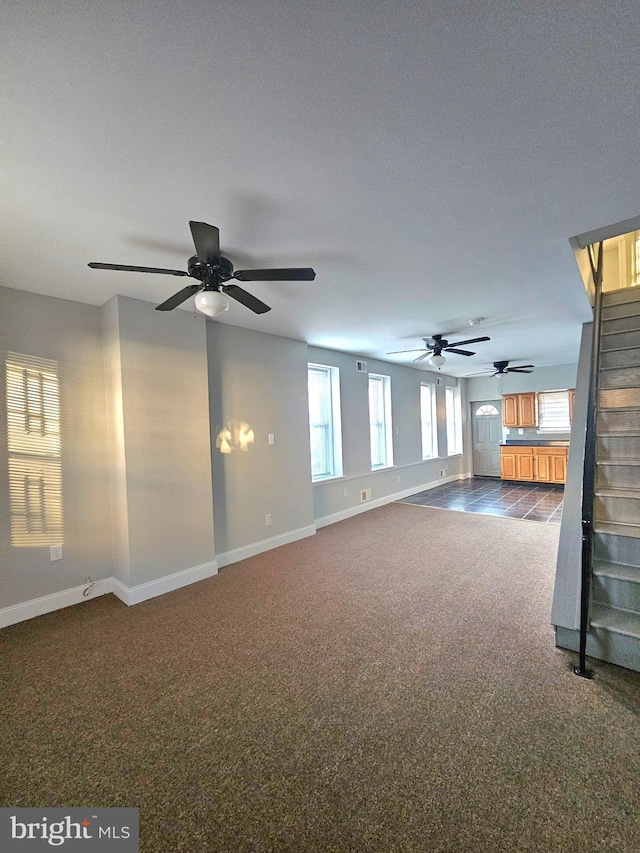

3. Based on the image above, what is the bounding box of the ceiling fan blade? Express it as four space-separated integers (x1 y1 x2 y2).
88 262 190 276
413 352 431 362
509 368 534 373
512 364 535 369
189 221 220 266
223 284 271 314
447 335 490 347
155 284 203 311
387 348 429 355
444 348 474 356
234 267 316 282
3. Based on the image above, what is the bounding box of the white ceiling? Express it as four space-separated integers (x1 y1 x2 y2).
2 1 639 377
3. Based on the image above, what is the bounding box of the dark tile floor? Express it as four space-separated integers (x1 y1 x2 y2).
399 477 564 524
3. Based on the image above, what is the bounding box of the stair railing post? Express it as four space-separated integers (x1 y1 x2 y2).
573 241 604 679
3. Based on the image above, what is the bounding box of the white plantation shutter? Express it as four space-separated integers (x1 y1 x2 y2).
6 353 64 546
538 391 571 430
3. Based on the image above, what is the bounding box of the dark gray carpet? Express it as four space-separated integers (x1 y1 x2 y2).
2 504 639 852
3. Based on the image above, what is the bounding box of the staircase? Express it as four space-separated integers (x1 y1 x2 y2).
589 286 640 671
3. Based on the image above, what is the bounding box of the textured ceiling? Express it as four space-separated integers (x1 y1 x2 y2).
2 1 639 376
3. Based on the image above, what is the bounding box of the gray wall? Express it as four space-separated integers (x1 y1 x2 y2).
207 324 315 559
466 363 578 403
102 296 215 588
2 284 579 623
0 286 112 607
307 347 467 524
466 363 578 446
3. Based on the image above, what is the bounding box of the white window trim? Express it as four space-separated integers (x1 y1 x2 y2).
308 363 343 482
420 382 438 460
369 373 394 470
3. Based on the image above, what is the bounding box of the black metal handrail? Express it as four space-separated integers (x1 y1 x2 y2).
573 241 604 679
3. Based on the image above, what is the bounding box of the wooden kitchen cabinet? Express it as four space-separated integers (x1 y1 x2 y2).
549 448 568 484
500 446 536 481
534 452 550 482
500 450 517 480
502 393 537 428
500 445 568 484
502 394 519 427
534 447 568 484
519 393 537 427
517 451 535 481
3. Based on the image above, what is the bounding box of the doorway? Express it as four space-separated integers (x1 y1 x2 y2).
471 400 502 477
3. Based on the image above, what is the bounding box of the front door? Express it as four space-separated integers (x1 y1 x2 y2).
471 400 502 477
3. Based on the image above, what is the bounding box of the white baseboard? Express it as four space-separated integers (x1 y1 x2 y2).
111 559 219 606
315 473 465 529
0 578 113 628
215 525 317 569
0 560 219 627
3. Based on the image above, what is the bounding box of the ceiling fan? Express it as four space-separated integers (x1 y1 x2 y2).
388 333 490 368
470 360 535 376
88 221 316 316
491 360 535 375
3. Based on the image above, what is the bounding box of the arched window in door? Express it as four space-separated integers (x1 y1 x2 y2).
475 404 499 417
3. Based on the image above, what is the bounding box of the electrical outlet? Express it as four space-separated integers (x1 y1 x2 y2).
50 545 63 561
343 488 349 498
439 469 445 478
397 475 401 483
268 433 275 445
265 513 272 526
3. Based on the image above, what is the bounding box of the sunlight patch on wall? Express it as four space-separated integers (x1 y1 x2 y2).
216 419 255 454
6 353 64 547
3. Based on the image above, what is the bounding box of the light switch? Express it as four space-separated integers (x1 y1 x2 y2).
268 433 275 445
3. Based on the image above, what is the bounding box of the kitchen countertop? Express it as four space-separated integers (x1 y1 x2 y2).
501 440 570 447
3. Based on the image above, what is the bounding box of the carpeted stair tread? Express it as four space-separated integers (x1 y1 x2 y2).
593 561 640 583
594 520 640 538
590 603 640 639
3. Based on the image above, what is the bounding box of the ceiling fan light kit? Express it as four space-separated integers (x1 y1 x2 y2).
387 333 490 371
194 289 230 317
88 221 316 318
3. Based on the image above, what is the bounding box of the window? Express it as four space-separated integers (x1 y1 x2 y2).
420 383 438 459
368 373 393 469
6 353 64 546
308 364 343 480
474 404 499 417
538 391 571 431
445 385 462 456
